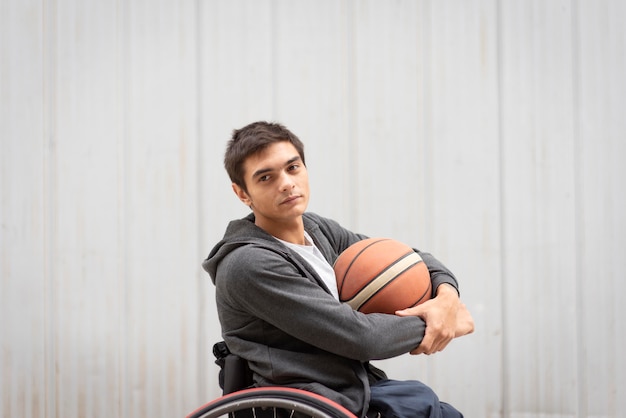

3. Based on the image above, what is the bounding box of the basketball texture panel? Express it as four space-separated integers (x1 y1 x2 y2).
333 238 432 314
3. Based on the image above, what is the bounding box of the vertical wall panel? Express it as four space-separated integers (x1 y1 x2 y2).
576 1 626 416
125 1 200 416
48 1 124 417
0 2 46 417
499 1 579 416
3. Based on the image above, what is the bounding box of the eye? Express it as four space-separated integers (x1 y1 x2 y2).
288 164 300 171
259 175 271 182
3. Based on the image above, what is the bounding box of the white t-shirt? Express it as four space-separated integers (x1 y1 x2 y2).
275 231 340 300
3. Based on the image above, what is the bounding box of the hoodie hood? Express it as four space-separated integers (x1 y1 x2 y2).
202 213 282 285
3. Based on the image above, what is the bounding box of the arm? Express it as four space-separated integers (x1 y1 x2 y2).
218 245 425 361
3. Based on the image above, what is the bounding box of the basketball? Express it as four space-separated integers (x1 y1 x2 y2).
333 238 432 314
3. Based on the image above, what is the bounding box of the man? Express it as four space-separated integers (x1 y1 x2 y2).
203 121 474 418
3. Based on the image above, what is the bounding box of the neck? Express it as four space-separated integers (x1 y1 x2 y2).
256 216 306 245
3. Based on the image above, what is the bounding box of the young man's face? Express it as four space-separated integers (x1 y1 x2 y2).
233 141 310 232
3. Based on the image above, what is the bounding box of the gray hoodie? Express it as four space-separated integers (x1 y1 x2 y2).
203 212 459 417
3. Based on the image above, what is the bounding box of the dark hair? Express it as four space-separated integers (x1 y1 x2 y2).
224 121 306 193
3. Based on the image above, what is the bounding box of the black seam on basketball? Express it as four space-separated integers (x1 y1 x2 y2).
338 239 390 294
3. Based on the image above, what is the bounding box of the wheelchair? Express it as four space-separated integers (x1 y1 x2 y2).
186 342 357 418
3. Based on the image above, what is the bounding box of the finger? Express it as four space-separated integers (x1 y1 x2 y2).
415 326 441 354
432 336 453 353
410 344 433 355
428 327 455 353
395 305 427 317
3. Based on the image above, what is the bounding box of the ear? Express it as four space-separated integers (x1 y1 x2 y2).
232 183 252 206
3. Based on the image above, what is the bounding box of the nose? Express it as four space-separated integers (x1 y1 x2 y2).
279 172 295 192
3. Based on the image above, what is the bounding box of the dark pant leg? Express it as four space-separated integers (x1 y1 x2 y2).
368 379 463 418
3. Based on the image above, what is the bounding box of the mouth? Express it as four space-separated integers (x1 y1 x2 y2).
280 195 302 205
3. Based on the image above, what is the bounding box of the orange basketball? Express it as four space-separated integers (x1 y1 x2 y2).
334 238 432 314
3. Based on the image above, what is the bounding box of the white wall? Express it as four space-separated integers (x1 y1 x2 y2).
1 1 624 417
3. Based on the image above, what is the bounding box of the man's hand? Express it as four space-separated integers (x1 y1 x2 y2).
396 283 474 355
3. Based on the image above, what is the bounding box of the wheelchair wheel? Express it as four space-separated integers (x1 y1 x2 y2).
187 387 357 418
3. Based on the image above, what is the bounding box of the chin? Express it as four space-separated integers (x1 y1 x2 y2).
289 203 308 217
